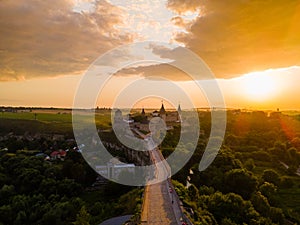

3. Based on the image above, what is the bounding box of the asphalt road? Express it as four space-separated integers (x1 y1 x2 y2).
99 215 132 225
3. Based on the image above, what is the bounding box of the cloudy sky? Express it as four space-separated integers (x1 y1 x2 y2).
0 0 300 109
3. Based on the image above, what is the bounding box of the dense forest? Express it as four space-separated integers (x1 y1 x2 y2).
0 111 142 225
0 149 142 225
1 110 300 224
162 111 300 225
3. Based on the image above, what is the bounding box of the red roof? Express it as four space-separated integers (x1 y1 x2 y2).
59 150 67 156
50 150 67 157
50 151 60 157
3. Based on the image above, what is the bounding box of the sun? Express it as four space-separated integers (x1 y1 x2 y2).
241 72 277 101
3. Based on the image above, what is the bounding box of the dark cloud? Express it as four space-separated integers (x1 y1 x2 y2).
0 0 133 81
167 0 300 78
115 44 213 81
116 63 190 81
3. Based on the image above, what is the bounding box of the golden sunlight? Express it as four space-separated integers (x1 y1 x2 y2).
241 72 278 101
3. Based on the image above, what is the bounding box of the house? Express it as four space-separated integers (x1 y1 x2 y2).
50 150 67 160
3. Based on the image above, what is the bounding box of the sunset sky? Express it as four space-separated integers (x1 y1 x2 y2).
1 0 300 110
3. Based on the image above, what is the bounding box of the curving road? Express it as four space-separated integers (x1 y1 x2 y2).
99 215 132 225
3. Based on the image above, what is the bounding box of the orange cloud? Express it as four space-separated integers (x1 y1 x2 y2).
167 0 201 14
0 0 133 81
171 16 189 27
167 0 300 78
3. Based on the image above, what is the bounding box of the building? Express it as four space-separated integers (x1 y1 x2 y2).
151 103 181 123
95 157 135 180
159 102 166 121
114 109 123 123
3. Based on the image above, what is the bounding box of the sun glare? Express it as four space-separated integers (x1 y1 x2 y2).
241 72 278 101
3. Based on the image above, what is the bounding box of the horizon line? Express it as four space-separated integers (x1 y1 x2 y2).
1 105 300 112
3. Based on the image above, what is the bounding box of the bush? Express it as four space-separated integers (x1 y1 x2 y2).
262 169 281 186
259 182 277 206
280 176 294 188
251 191 271 217
269 207 284 224
224 169 258 200
244 159 255 171
207 192 260 224
252 151 272 162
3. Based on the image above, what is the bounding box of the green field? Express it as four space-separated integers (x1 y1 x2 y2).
0 110 113 132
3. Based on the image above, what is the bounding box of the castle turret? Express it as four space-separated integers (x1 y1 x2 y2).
114 109 123 123
159 103 166 115
177 103 182 122
177 104 181 114
159 102 166 121
141 108 145 116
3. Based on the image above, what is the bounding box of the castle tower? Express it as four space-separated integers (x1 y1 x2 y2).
114 109 123 123
177 103 182 122
177 103 181 114
141 107 148 124
159 102 166 115
159 101 166 121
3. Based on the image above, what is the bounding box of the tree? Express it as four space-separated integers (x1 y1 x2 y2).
14 210 27 225
198 185 215 196
0 185 15 205
0 205 13 224
188 184 199 201
90 202 103 216
195 148 242 190
272 141 287 160
195 209 217 225
57 179 82 197
0 172 7 188
11 195 29 213
73 206 90 225
259 182 277 206
40 208 61 225
225 134 240 147
287 147 300 165
39 178 58 196
224 169 258 200
280 176 294 188
207 192 260 224
244 158 255 171
221 218 238 225
251 191 271 217
262 169 281 186
269 207 284 224
17 168 43 193
291 137 300 149
172 180 189 201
